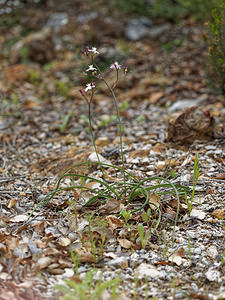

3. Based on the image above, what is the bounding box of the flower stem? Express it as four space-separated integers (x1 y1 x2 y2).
86 92 105 180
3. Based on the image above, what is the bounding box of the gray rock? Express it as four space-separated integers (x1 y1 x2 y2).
125 17 152 41
77 12 98 24
168 95 207 113
108 257 129 269
148 23 171 39
46 13 68 28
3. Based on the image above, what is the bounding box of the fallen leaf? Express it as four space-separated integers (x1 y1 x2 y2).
211 209 225 220
149 193 161 210
106 215 123 230
48 268 65 275
129 149 149 158
214 173 225 180
155 261 169 266
7 198 17 209
75 249 97 263
58 237 71 247
21 99 40 110
169 247 185 266
118 238 132 249
149 91 164 104
36 257 52 270
99 198 121 214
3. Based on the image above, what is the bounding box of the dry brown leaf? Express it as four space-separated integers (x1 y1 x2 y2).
188 292 209 300
151 143 167 153
58 237 71 247
149 91 164 104
21 99 40 110
118 238 132 249
174 247 185 258
7 198 17 209
36 257 52 270
211 209 225 220
99 198 121 214
75 249 97 263
169 247 185 266
48 268 65 275
149 193 160 210
129 149 149 158
214 173 225 180
106 215 123 230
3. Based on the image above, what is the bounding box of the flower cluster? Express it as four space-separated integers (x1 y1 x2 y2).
85 83 95 92
79 47 128 97
110 61 121 70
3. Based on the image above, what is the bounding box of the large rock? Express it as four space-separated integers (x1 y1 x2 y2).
125 17 171 41
10 27 56 64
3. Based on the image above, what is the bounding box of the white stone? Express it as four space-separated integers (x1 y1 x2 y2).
136 263 160 279
206 245 218 259
88 152 110 164
190 209 206 220
205 269 220 282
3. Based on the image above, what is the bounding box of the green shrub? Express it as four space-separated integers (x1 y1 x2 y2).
111 0 216 21
178 0 216 21
111 0 152 17
207 0 225 95
151 0 187 21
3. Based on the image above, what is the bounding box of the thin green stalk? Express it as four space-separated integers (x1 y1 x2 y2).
93 63 126 187
87 97 105 179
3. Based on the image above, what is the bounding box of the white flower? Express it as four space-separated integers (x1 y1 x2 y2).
85 83 95 92
110 62 121 70
86 65 97 72
88 47 99 55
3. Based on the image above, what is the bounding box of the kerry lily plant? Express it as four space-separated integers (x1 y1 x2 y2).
79 46 127 183
32 46 191 248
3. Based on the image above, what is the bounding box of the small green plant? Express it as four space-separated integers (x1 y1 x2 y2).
136 114 145 123
161 37 184 52
28 69 40 87
119 100 129 111
185 154 199 215
161 230 169 258
20 46 29 63
169 170 177 179
221 251 225 265
59 111 74 133
11 93 19 107
207 0 225 96
70 249 80 275
137 223 150 249
55 269 120 300
55 79 71 98
133 275 139 300
188 238 192 260
98 115 117 127
141 208 152 224
121 208 132 223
